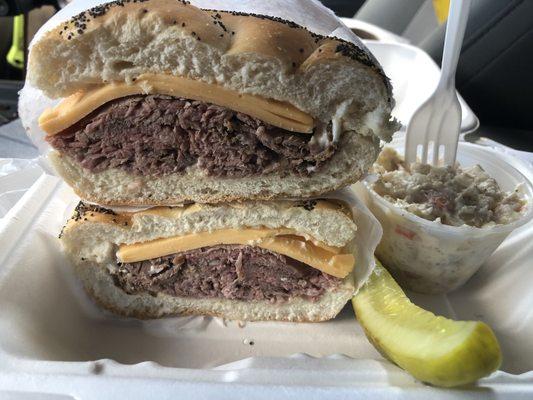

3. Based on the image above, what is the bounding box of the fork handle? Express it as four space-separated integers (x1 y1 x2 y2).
438 0 471 91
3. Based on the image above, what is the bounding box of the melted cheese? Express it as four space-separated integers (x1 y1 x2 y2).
117 228 355 278
39 74 314 135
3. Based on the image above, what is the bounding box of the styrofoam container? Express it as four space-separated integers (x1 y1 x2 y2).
1 168 533 398
358 138 533 294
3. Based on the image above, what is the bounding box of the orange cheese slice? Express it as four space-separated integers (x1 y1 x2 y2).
39 74 314 135
117 228 355 278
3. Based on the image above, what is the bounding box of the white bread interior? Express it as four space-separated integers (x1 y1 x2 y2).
63 199 358 253
49 129 379 205
28 0 397 141
60 200 358 321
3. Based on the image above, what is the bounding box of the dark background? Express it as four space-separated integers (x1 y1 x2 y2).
323 0 533 145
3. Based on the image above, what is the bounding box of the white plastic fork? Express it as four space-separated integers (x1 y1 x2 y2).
404 0 471 166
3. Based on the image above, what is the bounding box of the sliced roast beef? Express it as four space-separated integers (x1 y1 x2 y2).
46 95 336 178
112 245 340 302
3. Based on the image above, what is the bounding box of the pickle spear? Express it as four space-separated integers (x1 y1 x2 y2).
352 259 502 387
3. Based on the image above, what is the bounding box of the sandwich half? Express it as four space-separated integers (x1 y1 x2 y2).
27 0 398 205
60 199 359 322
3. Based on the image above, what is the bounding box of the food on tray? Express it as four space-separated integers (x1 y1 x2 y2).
59 200 359 322
363 147 530 294
352 259 502 387
372 148 526 227
27 0 398 206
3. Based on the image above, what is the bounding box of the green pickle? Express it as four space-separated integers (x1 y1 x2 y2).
352 259 502 387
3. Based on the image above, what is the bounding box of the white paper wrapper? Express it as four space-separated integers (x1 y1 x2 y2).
19 0 373 156
323 187 382 291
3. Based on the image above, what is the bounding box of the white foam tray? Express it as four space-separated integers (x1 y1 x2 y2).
1 156 533 398
364 41 479 134
341 18 409 44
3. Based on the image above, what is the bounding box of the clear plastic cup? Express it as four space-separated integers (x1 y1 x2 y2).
358 139 533 294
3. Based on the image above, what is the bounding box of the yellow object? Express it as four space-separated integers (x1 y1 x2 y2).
352 259 502 387
433 0 451 24
39 74 314 135
7 15 24 69
117 228 355 278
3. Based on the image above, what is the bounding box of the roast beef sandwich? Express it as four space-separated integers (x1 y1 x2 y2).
27 0 398 205
60 199 360 321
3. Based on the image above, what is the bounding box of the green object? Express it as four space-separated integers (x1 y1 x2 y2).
7 15 25 70
352 258 502 387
